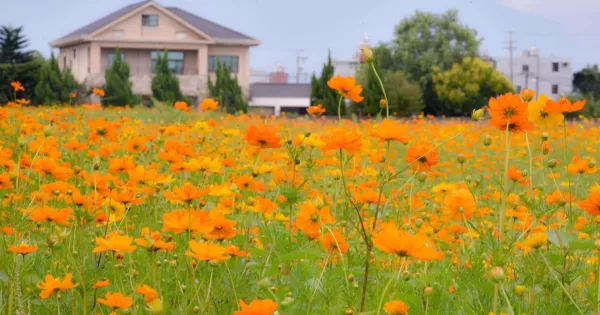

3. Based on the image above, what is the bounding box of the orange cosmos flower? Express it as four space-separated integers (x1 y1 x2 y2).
488 93 528 122
578 190 600 216
245 125 282 149
98 292 133 310
108 156 136 173
321 128 363 154
162 209 209 234
174 101 190 112
383 300 410 315
507 166 530 186
29 206 72 226
405 142 438 171
443 188 476 220
370 119 410 144
0 173 13 189
296 200 334 239
567 156 597 174
520 89 535 101
8 242 39 255
185 240 230 261
327 75 364 103
545 97 586 114
202 211 237 240
307 104 326 116
320 229 349 254
200 98 219 111
11 81 25 92
372 221 443 261
93 279 110 289
489 115 533 133
92 233 137 253
136 284 158 302
163 182 206 203
92 88 105 97
36 273 79 299
234 299 278 315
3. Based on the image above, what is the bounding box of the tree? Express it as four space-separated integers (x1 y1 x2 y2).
151 51 185 104
391 9 481 114
208 61 248 113
354 63 384 116
432 57 513 115
310 52 341 116
34 54 63 105
573 65 600 98
102 49 139 106
0 26 32 64
384 71 424 117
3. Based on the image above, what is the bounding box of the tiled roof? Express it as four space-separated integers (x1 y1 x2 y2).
55 0 256 42
250 83 311 98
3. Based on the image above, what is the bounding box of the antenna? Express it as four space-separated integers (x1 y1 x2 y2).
296 49 308 83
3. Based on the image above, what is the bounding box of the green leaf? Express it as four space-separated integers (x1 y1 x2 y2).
276 248 322 262
568 239 595 250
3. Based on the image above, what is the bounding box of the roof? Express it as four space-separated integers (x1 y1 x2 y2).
250 83 311 98
54 0 256 43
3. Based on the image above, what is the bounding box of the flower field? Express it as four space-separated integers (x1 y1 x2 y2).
1 79 600 315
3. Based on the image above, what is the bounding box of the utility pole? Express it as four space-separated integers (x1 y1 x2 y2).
296 49 307 83
502 31 517 84
536 49 540 93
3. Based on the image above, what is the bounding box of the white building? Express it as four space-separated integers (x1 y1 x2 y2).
493 48 573 99
333 33 369 77
249 83 311 116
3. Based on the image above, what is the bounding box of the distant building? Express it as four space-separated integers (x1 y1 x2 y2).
269 64 288 83
249 83 311 116
333 33 369 77
493 47 573 99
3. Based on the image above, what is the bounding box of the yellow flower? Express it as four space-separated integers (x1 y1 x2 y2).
528 94 564 128
102 198 126 224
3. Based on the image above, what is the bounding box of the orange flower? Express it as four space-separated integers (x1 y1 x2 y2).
202 211 237 240
11 81 25 92
93 279 110 289
443 188 476 220
29 206 72 226
185 240 230 261
370 119 410 144
321 128 363 154
136 284 158 302
0 173 13 189
92 233 137 253
578 190 600 216
8 242 39 255
162 209 209 234
488 93 529 122
163 182 206 203
507 166 529 186
245 125 281 149
327 75 364 103
320 229 349 254
36 273 79 299
234 299 278 315
383 300 410 315
174 101 190 112
520 89 535 101
200 98 219 111
489 116 533 133
545 97 585 114
372 221 443 261
296 200 334 239
98 292 133 310
92 88 106 97
108 156 136 173
307 104 326 116
567 156 597 174
405 142 438 171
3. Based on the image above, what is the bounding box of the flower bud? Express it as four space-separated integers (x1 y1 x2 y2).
456 154 466 164
541 132 549 141
379 99 387 109
345 307 355 315
515 285 526 297
424 286 433 297
589 159 596 169
347 274 355 282
471 108 485 121
417 172 427 182
547 159 558 169
483 134 492 147
43 126 52 137
489 266 505 282
362 46 374 63
193 306 200 313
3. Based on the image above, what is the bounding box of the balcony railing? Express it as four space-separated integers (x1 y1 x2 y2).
86 73 209 96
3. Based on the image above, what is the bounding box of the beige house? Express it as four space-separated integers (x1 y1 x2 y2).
50 0 259 101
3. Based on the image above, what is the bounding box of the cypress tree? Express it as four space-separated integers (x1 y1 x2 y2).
34 54 63 105
310 51 341 116
151 50 185 104
103 49 139 106
208 61 248 113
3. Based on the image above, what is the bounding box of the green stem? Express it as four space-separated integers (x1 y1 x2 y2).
541 254 584 314
337 95 344 127
563 120 573 221
370 62 389 118
525 132 534 196
376 259 404 315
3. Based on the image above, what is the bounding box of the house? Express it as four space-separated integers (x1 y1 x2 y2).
493 48 573 99
49 0 259 101
249 83 311 116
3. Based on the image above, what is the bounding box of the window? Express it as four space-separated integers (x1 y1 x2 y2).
208 56 239 73
516 85 522 93
552 62 559 72
107 51 125 68
63 56 67 69
562 62 569 67
87 47 91 73
151 51 184 74
552 84 558 94
142 15 158 27
73 49 76 59
522 64 529 72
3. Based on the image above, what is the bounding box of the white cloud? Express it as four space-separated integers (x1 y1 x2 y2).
496 0 600 29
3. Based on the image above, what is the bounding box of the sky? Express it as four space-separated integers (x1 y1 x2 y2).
2 0 600 77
